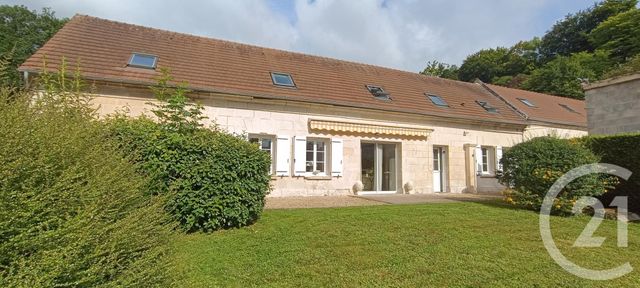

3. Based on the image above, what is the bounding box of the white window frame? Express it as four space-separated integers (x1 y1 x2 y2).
249 134 276 175
305 138 328 176
480 146 495 175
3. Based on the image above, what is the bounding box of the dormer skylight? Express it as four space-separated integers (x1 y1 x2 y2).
366 85 391 101
128 53 158 69
427 94 448 107
476 100 499 113
518 98 536 107
559 103 579 114
270 72 296 87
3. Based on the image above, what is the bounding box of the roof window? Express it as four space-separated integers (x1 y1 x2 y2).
128 53 158 69
270 72 296 87
476 100 499 113
518 98 536 107
559 103 579 114
366 85 391 101
427 94 448 107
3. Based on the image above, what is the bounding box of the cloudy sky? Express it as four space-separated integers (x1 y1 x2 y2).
4 0 594 72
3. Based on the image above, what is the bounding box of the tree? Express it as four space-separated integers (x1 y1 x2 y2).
148 68 208 133
603 53 640 78
590 9 640 63
457 42 539 84
0 5 67 88
457 48 509 82
539 0 637 60
522 51 613 99
420 60 458 80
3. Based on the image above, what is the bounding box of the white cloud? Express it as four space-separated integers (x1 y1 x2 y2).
3 0 589 72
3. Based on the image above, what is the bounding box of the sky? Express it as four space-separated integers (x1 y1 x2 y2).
4 0 596 72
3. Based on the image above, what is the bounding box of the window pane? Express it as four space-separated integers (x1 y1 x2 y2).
272 73 294 86
129 53 157 68
306 151 313 162
306 161 314 172
316 162 324 172
306 140 314 151
316 151 324 162
428 95 448 107
249 138 259 144
433 149 439 171
261 139 271 150
316 141 325 150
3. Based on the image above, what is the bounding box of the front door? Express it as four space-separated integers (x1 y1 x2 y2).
433 147 446 192
361 143 397 193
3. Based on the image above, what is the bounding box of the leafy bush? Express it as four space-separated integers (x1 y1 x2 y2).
580 133 640 212
498 137 612 214
105 116 271 232
104 69 271 232
0 68 173 286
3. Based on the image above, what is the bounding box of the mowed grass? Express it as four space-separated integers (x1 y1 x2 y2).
172 202 640 287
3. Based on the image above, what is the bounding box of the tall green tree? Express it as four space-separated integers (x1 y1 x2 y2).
457 48 509 82
419 60 458 80
0 5 67 88
539 0 637 60
590 9 640 63
522 51 613 99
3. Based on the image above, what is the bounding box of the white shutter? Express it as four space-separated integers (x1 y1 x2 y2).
275 136 290 176
474 145 483 175
496 146 503 172
331 138 343 177
293 136 307 176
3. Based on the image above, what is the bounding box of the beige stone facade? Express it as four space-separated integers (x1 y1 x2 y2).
91 83 586 197
584 74 640 135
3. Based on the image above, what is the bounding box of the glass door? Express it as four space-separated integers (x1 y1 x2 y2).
361 143 397 193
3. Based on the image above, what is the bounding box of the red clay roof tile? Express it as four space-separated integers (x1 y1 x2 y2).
18 15 580 127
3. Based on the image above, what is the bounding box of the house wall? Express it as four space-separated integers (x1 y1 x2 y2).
523 125 587 139
90 83 533 197
585 75 640 135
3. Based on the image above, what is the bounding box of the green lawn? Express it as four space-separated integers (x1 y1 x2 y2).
172 202 640 287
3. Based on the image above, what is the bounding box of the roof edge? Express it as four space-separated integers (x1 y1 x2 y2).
583 73 640 91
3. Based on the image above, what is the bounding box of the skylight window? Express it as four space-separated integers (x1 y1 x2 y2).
476 100 499 113
518 98 536 107
128 53 158 69
270 72 296 87
366 85 391 101
559 103 579 114
427 94 448 107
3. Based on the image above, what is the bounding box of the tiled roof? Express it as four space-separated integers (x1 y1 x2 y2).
484 84 587 127
18 15 579 127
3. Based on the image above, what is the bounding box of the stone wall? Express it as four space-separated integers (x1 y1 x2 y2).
585 75 640 135
90 83 585 197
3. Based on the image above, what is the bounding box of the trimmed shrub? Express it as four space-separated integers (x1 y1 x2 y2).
0 87 173 285
498 136 613 214
580 133 640 212
104 116 272 232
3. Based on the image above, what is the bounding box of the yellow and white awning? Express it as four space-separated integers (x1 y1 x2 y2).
308 119 432 138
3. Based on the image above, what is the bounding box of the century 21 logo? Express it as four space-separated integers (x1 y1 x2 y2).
540 164 633 281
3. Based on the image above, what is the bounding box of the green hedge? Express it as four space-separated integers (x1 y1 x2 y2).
104 116 272 232
499 136 610 214
0 90 173 286
580 133 640 212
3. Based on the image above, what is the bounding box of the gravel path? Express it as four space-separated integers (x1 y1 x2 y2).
265 193 501 209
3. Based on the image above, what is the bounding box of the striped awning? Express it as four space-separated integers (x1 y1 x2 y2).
308 119 433 138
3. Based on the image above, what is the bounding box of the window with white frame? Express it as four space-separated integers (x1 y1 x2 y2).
249 135 275 174
305 139 327 175
481 146 495 175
